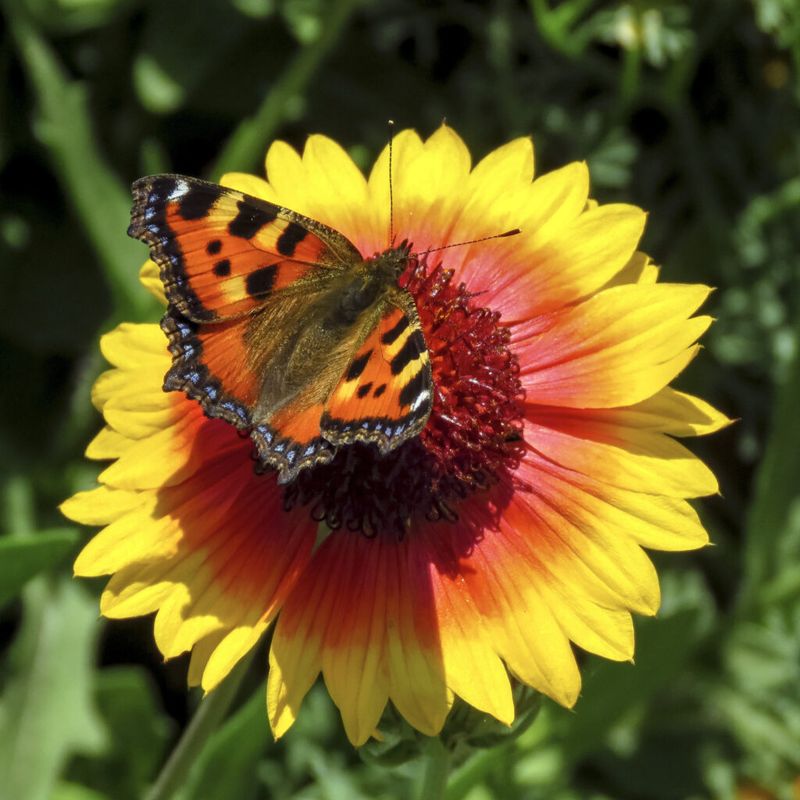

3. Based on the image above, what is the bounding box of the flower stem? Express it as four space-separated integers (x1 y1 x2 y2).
144 656 252 800
418 736 451 800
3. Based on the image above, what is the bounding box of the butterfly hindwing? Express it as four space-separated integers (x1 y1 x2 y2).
161 311 260 429
321 294 433 453
128 175 361 322
251 401 336 484
237 291 434 484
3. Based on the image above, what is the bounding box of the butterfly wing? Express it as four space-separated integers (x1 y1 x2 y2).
128 175 361 322
129 174 363 436
165 284 434 485
321 292 433 454
245 291 433 484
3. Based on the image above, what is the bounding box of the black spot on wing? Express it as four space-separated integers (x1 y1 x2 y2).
213 259 231 277
399 370 427 408
346 350 372 381
356 382 373 399
206 239 222 255
245 265 277 298
276 222 308 256
229 200 278 239
373 383 386 398
381 314 409 345
390 330 426 375
178 187 218 220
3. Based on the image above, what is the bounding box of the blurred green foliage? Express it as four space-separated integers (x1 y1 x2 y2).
1 0 799 797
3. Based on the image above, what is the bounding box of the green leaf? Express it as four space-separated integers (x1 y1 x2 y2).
211 0 363 177
132 0 252 114
528 0 598 58
558 606 707 764
0 528 78 608
5 7 156 321
0 579 106 800
67 668 172 800
51 783 109 800
21 0 134 35
741 314 800 611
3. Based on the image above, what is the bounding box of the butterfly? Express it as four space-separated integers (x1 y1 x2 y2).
128 175 433 484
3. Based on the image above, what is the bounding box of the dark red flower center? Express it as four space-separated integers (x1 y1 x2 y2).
282 255 526 537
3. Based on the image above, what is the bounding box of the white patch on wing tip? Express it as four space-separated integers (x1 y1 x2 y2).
168 180 189 200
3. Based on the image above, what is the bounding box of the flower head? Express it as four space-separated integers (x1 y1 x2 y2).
63 126 728 745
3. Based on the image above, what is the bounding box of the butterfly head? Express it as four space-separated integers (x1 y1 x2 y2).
370 238 414 283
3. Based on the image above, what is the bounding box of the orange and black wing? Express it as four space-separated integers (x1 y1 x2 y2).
321 294 433 454
129 175 360 321
245 294 433 485
128 174 362 440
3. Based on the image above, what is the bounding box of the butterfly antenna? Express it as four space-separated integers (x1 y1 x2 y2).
388 119 395 247
417 228 521 257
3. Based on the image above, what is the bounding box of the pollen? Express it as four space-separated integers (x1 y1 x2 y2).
282 255 526 537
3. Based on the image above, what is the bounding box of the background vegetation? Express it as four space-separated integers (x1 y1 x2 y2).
1 0 799 798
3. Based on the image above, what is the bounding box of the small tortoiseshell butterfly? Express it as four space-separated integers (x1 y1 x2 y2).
128 175 432 484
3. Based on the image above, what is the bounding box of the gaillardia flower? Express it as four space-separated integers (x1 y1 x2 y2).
62 126 727 746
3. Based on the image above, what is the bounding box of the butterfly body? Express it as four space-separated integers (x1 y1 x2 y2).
242 246 412 420
129 175 433 483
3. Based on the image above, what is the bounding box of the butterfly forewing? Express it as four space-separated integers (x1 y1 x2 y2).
128 175 360 321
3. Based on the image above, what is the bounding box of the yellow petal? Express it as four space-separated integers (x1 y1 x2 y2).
104 400 177 440
139 260 166 304
99 323 166 368
219 172 275 201
382 542 452 737
61 485 143 527
319 539 389 746
602 251 660 287
520 283 712 408
505 482 662 616
521 161 589 246
202 625 268 690
86 426 130 460
267 641 320 739
525 418 718 498
99 555 202 618
469 136 535 188
521 203 647 316
188 629 227 687
618 388 733 436
368 127 473 255
474 540 582 706
92 368 168 413
97 417 198 489
433 570 515 724
538 579 635 661
264 139 308 217
73 501 178 576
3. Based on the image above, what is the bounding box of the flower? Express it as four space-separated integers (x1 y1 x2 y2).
62 126 728 746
